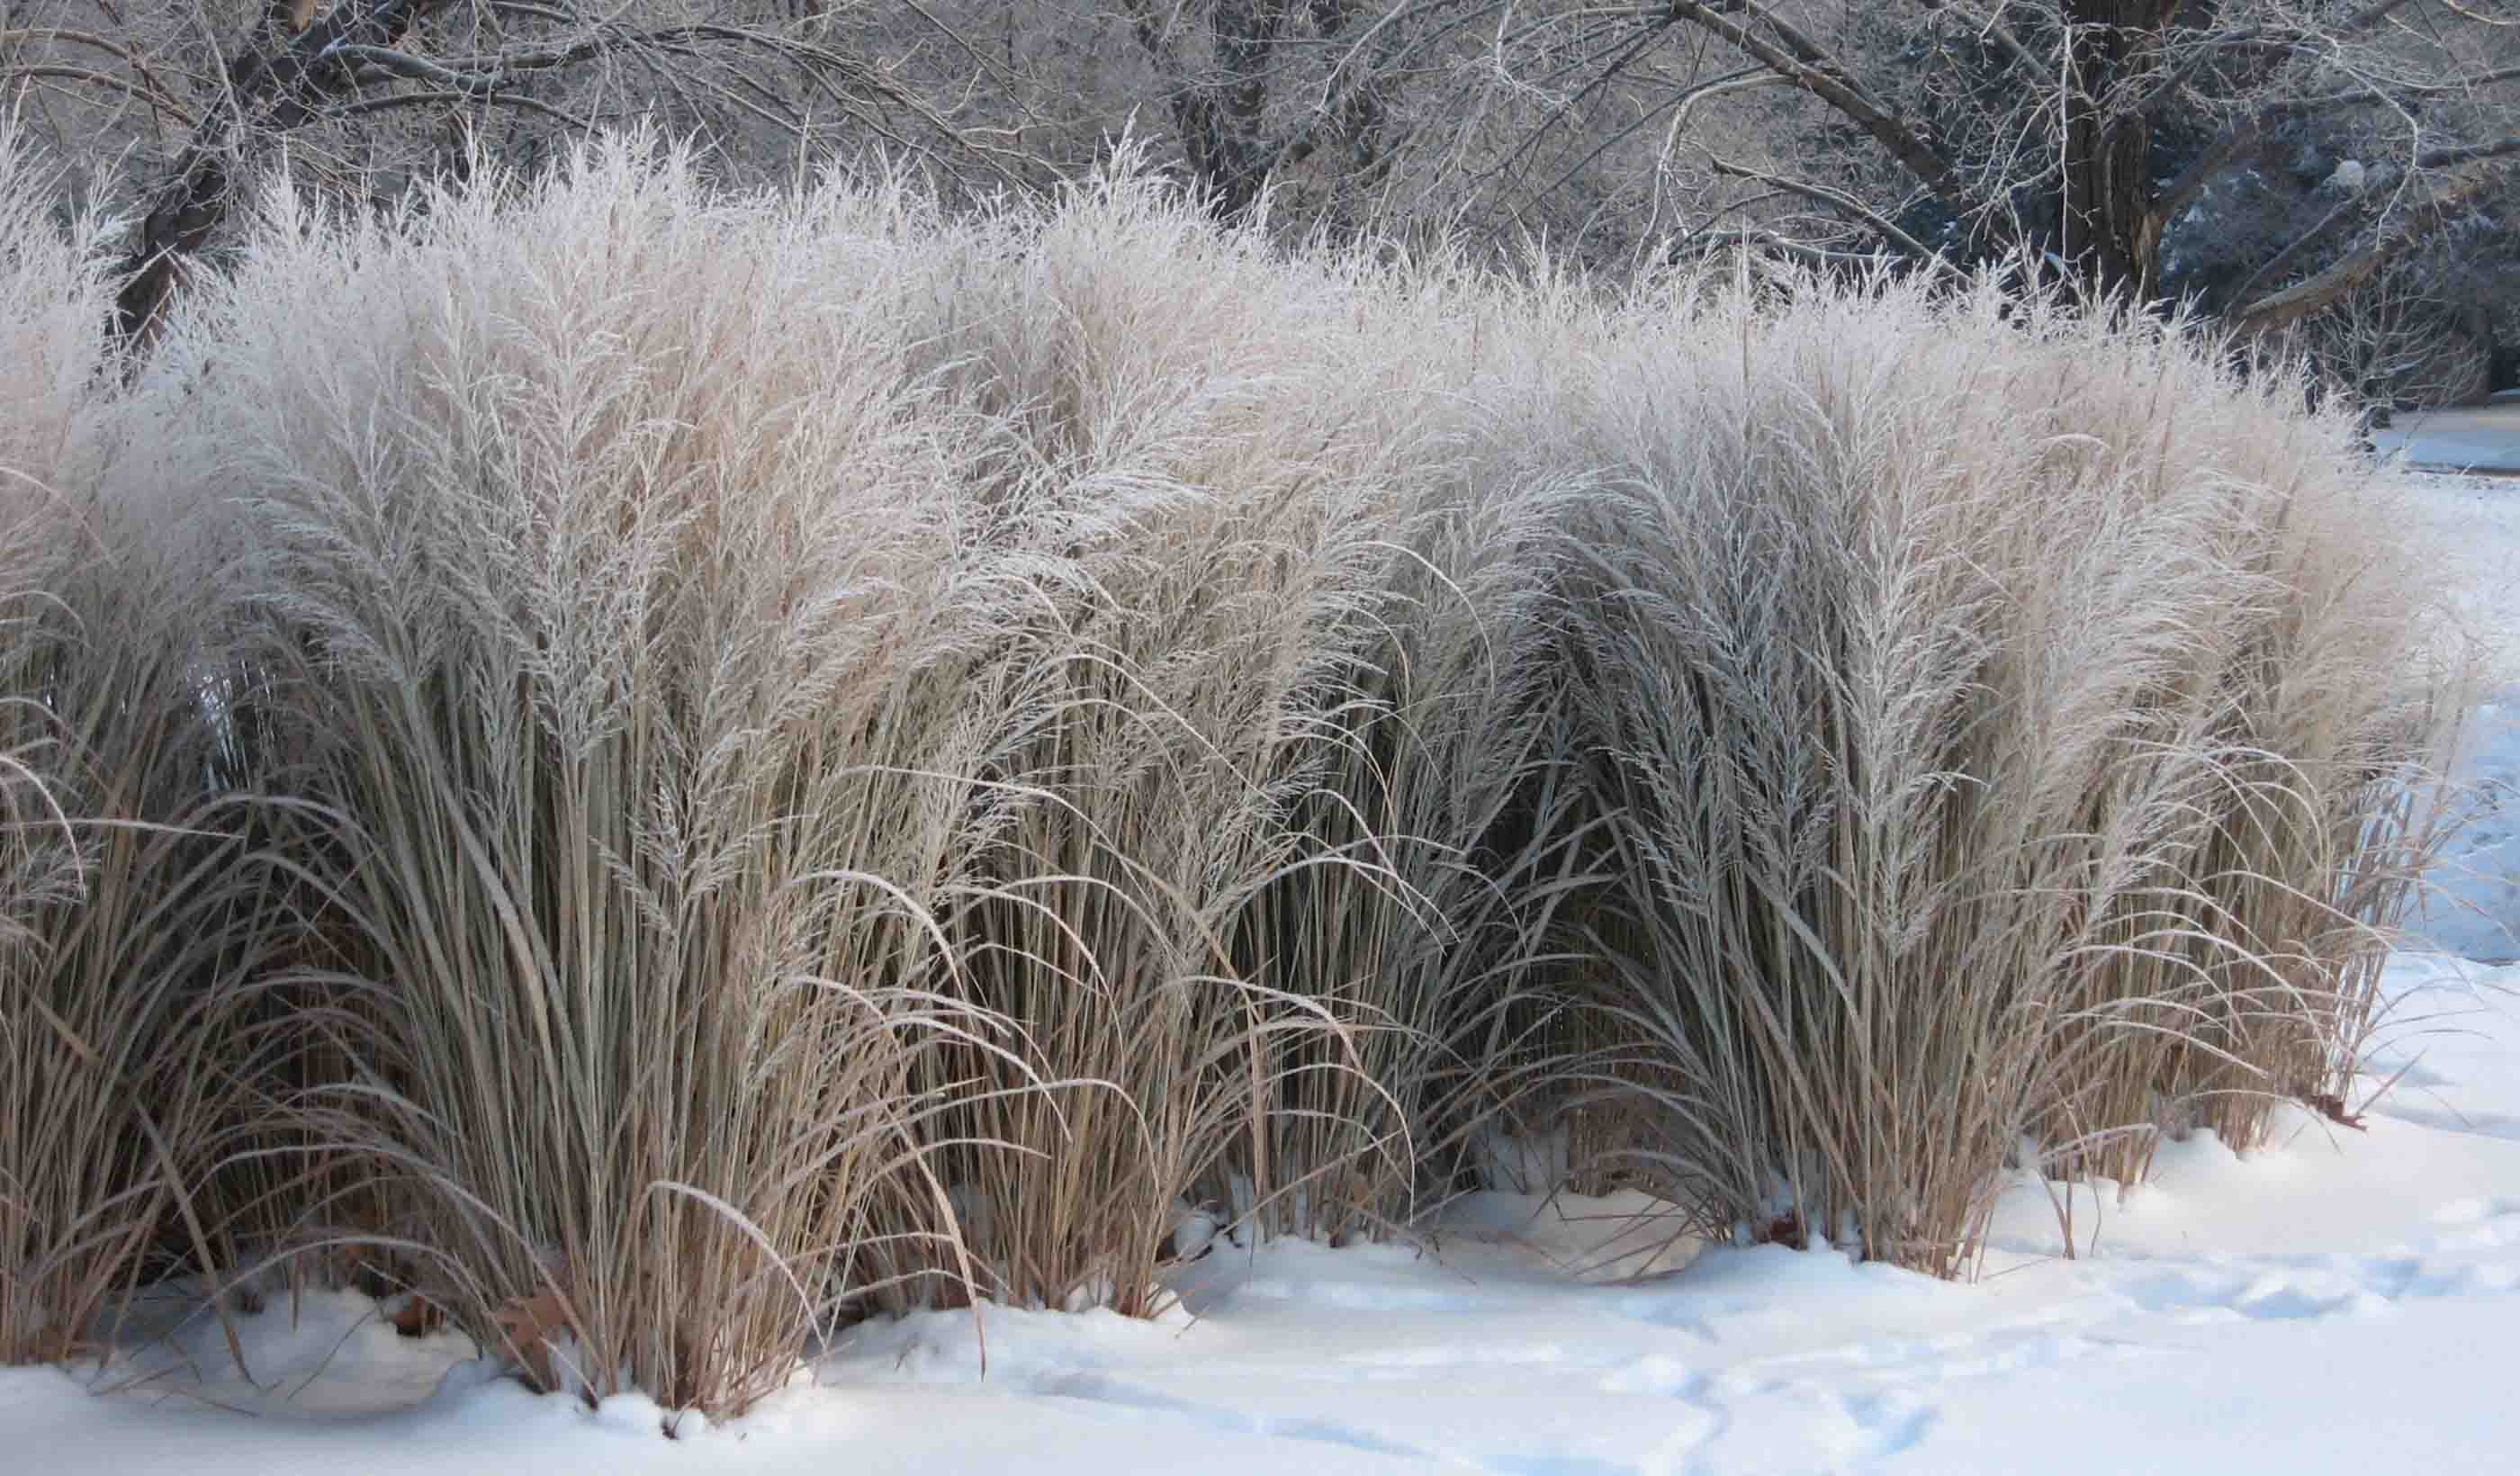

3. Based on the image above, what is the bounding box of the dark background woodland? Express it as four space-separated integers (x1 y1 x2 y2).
7 2 2517 401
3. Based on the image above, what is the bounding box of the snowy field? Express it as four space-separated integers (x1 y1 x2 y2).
9 463 2520 1474
2372 392 2520 478
2407 448 2520 963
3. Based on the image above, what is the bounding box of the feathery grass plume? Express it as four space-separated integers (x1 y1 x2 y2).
1229 417 1582 1237
137 136 1044 1414
887 169 1456 1304
1998 309 2470 1184
1 125 270 1368
1512 259 2466 1273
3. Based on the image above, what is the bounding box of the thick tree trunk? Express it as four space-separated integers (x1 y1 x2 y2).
2058 1 2175 302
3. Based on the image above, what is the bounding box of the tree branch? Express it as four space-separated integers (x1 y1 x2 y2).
0 25 200 124
1706 153 1946 266
1661 0 1974 219
330 86 590 130
1679 224 1894 270
2231 145 2520 331
1909 0 2045 90
4 62 199 129
2147 43 2520 260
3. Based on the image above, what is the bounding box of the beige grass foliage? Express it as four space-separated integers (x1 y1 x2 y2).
1 135 274 1369
0 122 2470 1408
1510 265 2463 1268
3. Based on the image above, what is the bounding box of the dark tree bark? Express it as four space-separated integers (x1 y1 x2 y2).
2057 0 2180 301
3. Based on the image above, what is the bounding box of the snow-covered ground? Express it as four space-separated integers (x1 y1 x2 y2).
2405 459 2520 962
11 463 2520 1473
2372 392 2520 477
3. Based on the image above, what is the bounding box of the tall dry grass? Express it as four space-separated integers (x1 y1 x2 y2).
0 138 274 1368
129 145 1075 1410
882 183 1569 1310
1510 266 2464 1269
0 122 2470 1411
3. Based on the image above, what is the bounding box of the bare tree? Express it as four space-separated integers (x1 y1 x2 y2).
15 2 2514 389
3 1 1009 348
881 1 1508 232
1101 0 1439 220
1481 2 2518 325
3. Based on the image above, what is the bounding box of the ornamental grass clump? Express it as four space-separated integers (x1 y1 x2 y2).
0 122 2470 1411
1510 265 2462 1271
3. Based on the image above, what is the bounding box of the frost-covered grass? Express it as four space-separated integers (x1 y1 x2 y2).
1521 268 2468 1271
0 145 283 1373
0 122 2472 1415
